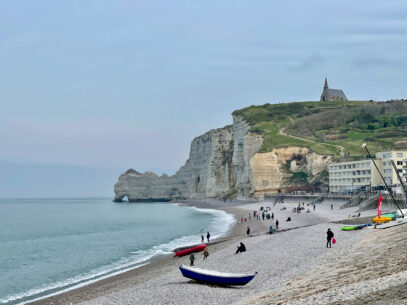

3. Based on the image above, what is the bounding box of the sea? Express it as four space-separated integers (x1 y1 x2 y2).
0 198 235 304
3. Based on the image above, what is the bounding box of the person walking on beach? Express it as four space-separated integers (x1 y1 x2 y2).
331 204 333 210
247 226 250 236
276 219 279 230
327 228 334 248
201 235 204 243
206 232 210 243
203 248 209 260
190 253 195 266
271 212 274 220
313 204 316 211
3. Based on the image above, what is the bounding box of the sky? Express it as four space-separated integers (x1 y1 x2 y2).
1 0 407 197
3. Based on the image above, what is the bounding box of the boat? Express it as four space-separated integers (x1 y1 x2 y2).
373 213 397 224
341 225 364 231
174 244 207 257
341 223 372 231
362 143 406 229
372 216 392 224
380 213 398 220
179 265 257 286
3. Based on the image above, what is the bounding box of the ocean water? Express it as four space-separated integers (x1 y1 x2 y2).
0 198 235 304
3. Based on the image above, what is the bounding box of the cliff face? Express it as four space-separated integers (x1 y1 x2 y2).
114 125 240 202
232 116 263 198
114 116 330 202
250 147 331 199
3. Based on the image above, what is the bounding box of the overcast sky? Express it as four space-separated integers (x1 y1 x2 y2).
1 0 407 197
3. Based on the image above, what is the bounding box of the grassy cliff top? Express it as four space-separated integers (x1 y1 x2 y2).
233 100 407 159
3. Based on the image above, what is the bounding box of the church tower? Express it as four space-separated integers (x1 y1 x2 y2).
320 78 347 102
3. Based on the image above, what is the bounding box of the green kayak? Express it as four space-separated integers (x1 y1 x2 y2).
380 213 398 220
341 225 365 231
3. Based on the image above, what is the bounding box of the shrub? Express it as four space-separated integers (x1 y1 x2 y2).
290 172 308 184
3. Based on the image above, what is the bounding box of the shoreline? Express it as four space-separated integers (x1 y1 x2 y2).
29 198 379 305
27 200 252 305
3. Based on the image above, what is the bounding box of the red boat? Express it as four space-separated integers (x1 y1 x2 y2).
174 244 207 257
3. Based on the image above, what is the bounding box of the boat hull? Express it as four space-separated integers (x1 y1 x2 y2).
179 265 256 286
174 244 206 257
373 216 392 223
341 224 371 231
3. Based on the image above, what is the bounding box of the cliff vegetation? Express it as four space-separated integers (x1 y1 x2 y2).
233 100 407 159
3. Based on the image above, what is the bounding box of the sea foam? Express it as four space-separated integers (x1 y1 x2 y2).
0 203 235 305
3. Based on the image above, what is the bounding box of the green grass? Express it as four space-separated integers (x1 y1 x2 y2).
234 100 407 158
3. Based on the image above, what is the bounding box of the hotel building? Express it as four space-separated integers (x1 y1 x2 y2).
329 150 407 193
375 151 407 185
328 159 383 193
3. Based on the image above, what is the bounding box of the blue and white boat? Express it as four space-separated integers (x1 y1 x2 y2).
179 265 257 286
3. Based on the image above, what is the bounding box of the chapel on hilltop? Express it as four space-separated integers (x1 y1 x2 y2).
320 78 348 102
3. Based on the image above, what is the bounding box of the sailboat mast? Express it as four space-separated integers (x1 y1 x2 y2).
362 144 404 218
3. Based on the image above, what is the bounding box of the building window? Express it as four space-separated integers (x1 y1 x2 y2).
397 153 403 157
397 161 403 165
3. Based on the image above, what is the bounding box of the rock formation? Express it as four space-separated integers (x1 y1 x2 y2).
114 116 331 202
250 147 331 199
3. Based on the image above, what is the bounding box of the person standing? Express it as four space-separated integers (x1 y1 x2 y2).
206 232 210 243
276 219 279 230
247 226 250 236
201 235 204 243
203 248 209 260
327 228 334 248
271 212 274 220
331 204 333 210
190 253 195 266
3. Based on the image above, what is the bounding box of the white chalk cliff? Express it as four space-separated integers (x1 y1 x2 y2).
114 115 331 202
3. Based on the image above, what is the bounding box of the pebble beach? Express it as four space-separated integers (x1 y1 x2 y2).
33 198 407 305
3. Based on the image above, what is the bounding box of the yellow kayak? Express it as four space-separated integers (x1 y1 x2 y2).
372 216 392 223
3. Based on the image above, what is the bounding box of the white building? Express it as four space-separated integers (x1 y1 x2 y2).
329 150 407 193
328 159 382 193
375 150 407 185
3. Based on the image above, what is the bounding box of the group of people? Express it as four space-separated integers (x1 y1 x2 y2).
189 248 209 266
189 203 336 267
201 232 211 243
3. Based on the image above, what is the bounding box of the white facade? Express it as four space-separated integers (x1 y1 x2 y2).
375 151 407 185
328 159 382 193
329 150 407 192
